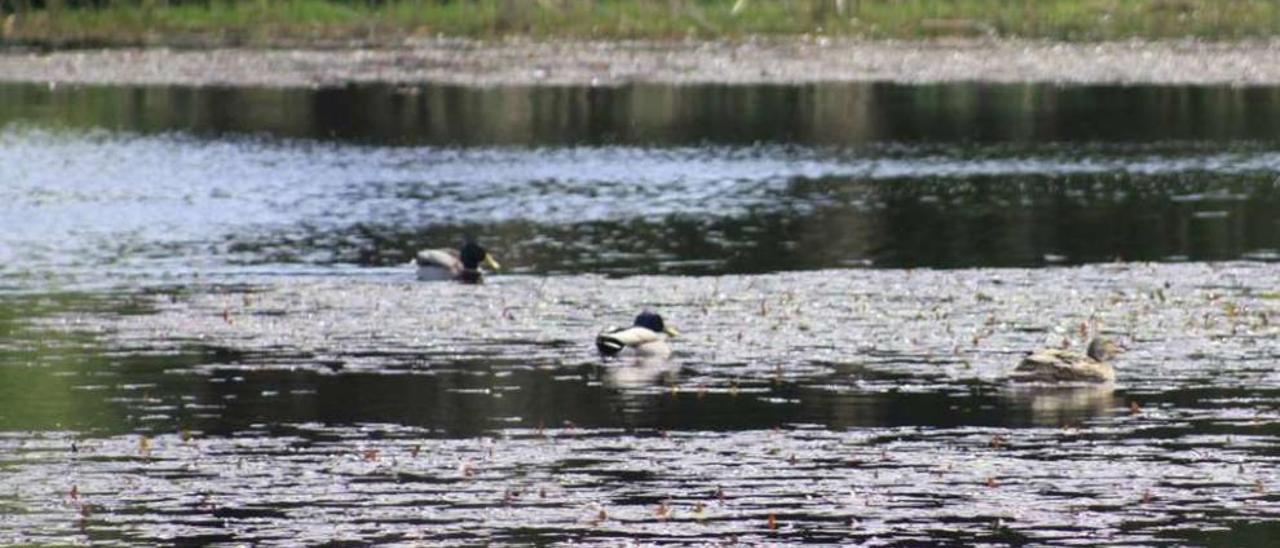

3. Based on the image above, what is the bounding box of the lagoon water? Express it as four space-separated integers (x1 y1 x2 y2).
1 82 1277 545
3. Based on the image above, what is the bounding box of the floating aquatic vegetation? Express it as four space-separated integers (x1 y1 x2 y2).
2 262 1274 544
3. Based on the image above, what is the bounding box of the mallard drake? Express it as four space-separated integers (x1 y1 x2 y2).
1010 338 1123 383
414 240 500 283
596 311 679 359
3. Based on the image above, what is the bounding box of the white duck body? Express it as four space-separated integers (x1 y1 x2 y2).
415 249 462 281
596 326 672 359
414 242 499 283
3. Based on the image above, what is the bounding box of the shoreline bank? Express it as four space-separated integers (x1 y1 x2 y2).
3 39 1280 88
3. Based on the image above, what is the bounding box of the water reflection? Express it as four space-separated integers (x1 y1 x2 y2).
6 82 1280 145
2 262 1278 545
243 170 1278 274
601 357 683 391
4 82 1280 283
3 79 1280 545
1001 384 1119 427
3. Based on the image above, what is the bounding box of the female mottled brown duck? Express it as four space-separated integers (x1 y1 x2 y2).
1010 338 1124 383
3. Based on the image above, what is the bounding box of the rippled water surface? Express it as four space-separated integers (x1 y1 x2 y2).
1 82 1279 545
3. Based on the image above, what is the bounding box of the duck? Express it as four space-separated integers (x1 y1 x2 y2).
1010 337 1124 383
596 311 679 359
414 239 500 283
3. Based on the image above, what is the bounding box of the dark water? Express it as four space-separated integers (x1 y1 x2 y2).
2 82 1279 545
8 82 1280 145
2 82 1280 283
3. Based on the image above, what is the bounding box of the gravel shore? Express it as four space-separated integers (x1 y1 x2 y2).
3 38 1280 88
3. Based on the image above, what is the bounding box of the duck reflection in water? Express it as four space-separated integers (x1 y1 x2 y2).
1002 383 1120 426
603 356 683 390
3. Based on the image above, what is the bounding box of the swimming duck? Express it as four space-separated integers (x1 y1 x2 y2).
1010 338 1123 383
414 240 500 283
596 311 679 359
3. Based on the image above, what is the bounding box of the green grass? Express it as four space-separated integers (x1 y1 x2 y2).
4 0 1280 47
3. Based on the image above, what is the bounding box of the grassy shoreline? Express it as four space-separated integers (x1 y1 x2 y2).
2 0 1280 49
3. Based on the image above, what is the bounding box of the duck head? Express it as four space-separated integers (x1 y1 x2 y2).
459 240 501 272
1086 338 1124 361
634 311 679 337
